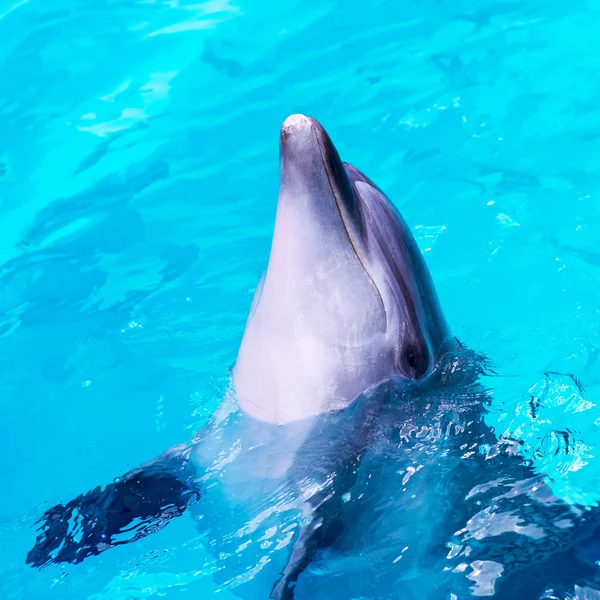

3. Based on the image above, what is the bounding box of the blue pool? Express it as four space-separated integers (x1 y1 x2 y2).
2 0 600 597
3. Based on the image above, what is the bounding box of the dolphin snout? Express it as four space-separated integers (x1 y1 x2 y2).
279 113 325 168
279 113 330 158
279 113 360 231
280 113 315 141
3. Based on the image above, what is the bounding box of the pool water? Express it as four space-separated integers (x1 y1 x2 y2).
2 0 600 597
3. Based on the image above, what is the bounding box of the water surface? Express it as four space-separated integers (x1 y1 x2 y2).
1 0 600 597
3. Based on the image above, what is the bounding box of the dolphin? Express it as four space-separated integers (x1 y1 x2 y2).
26 115 600 599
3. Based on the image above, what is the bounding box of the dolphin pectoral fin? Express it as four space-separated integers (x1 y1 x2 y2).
270 515 323 600
26 462 199 568
270 507 344 600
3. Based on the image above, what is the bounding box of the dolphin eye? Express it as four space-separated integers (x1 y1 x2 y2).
402 346 429 379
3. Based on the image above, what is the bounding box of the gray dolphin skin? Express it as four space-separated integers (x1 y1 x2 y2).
26 116 600 599
234 114 455 424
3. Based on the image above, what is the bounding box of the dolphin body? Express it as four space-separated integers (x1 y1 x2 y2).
27 116 600 598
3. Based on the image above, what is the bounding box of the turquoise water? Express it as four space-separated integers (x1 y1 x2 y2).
2 0 600 597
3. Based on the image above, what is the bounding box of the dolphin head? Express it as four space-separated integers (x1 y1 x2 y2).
233 114 455 424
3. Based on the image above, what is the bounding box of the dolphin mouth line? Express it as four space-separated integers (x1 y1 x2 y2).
313 126 388 328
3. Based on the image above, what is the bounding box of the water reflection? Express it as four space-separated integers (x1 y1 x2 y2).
178 347 600 598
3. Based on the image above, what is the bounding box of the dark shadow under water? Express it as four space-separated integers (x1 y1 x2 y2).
292 350 600 599
200 347 600 599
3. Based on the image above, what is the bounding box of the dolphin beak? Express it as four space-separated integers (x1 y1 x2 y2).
279 114 361 229
280 113 315 143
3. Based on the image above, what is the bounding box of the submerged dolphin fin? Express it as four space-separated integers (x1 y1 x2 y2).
270 505 344 600
26 448 199 568
269 389 384 598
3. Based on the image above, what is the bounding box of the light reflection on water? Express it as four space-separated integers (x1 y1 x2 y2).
2 0 600 596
